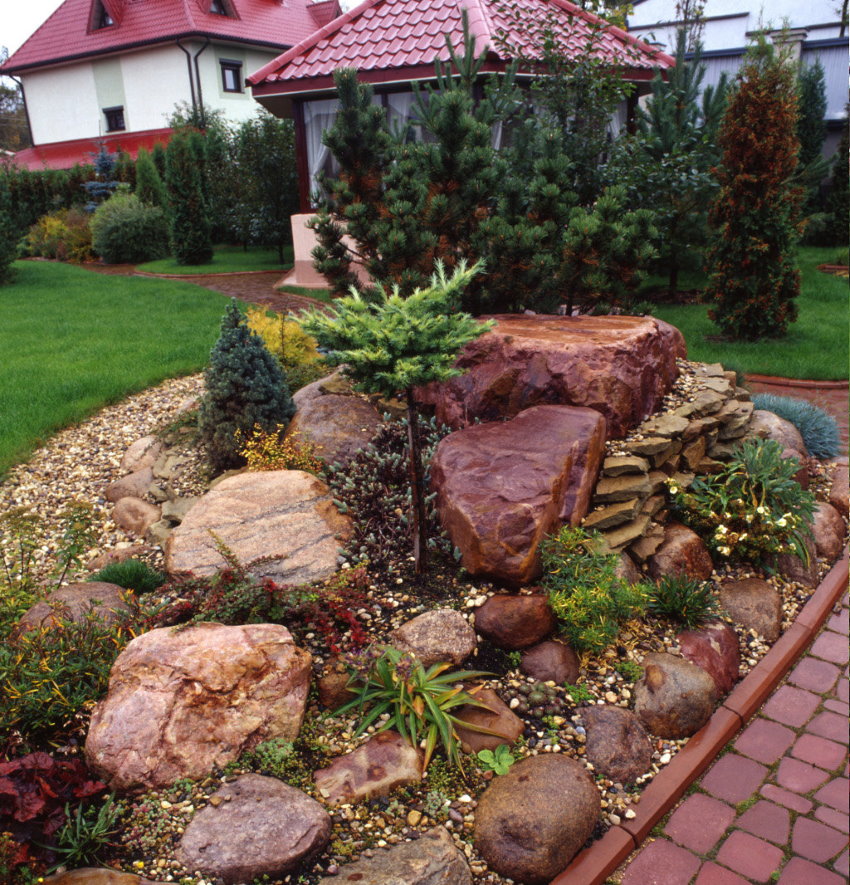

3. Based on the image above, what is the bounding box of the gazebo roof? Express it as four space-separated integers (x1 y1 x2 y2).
249 0 675 99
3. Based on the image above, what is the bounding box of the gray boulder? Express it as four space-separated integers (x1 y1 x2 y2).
581 704 653 785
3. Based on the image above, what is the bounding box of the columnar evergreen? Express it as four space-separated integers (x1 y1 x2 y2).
165 131 213 265
134 148 168 209
829 111 849 242
0 179 17 284
705 39 803 340
199 300 295 471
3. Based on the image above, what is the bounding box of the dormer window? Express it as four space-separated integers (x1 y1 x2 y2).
91 0 115 30
210 0 228 14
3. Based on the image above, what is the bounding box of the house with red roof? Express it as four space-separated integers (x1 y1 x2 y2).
248 0 674 286
1 0 341 170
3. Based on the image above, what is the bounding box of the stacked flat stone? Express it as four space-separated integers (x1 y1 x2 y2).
585 362 755 558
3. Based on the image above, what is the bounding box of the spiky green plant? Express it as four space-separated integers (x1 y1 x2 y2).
647 575 719 628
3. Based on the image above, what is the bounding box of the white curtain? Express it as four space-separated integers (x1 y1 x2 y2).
303 98 340 197
387 90 416 138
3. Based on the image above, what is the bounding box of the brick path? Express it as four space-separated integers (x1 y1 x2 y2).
618 592 849 884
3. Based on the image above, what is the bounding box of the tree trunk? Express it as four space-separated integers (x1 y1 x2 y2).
405 389 428 575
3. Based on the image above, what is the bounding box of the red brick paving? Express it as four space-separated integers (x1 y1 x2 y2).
620 591 849 884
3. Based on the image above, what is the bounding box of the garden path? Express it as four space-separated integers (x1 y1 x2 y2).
618 588 849 884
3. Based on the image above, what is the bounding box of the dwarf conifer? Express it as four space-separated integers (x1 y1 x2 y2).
199 300 295 471
165 131 213 265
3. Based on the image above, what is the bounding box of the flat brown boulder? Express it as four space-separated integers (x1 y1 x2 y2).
105 467 154 504
772 536 819 588
42 872 166 885
455 688 525 753
677 621 740 696
417 314 685 438
286 393 382 466
520 640 580 684
313 731 421 804
165 470 352 584
718 579 783 642
648 522 713 582
634 652 715 738
120 435 164 475
390 608 477 668
812 502 846 562
581 704 653 785
16 582 132 635
177 774 331 884
86 623 311 791
474 754 600 884
474 594 556 650
316 827 471 885
112 497 161 537
431 405 605 585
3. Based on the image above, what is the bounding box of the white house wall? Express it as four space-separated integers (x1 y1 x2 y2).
197 44 280 125
120 45 194 131
24 62 101 143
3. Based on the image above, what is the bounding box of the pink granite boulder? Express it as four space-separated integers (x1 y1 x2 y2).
648 522 714 582
677 620 740 696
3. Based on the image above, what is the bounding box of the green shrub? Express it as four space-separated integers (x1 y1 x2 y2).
90 193 169 264
89 558 165 594
0 607 138 739
134 147 168 210
541 526 649 654
751 393 841 460
669 438 816 565
647 575 719 628
21 209 94 263
332 645 494 772
165 131 213 265
199 300 295 471
0 179 17 284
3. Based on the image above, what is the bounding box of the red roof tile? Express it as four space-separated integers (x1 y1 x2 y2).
249 0 674 92
8 128 174 170
2 0 340 74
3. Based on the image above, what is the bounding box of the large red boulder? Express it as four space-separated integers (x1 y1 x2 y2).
430 405 606 586
417 314 685 438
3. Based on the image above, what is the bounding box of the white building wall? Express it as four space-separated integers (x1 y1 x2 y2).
120 45 195 131
24 62 100 143
196 44 280 125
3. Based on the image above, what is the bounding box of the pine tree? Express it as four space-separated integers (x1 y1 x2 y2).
199 300 295 471
625 28 728 296
134 147 168 209
165 131 213 265
705 38 804 340
299 261 491 574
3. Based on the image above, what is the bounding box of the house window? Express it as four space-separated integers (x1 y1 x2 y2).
92 0 114 29
220 60 243 93
210 0 229 14
103 106 125 132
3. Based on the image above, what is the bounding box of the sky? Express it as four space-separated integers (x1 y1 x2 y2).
2 0 65 57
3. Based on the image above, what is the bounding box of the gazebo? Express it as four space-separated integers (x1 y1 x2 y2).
248 0 674 286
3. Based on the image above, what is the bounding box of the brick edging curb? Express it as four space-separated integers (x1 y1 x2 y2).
745 373 849 391
549 548 850 885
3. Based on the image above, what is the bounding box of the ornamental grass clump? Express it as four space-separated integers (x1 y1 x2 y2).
540 526 649 655
332 645 495 772
668 438 816 565
647 575 720 628
751 393 841 460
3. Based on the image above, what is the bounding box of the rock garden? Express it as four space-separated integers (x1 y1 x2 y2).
1 280 846 885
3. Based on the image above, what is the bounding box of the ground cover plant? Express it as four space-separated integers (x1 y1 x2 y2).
0 261 229 477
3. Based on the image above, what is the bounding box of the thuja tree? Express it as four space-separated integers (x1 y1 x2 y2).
796 59 829 211
165 131 213 264
829 110 849 242
0 178 17 284
299 261 492 574
199 300 295 471
606 28 727 296
134 147 168 209
705 38 804 340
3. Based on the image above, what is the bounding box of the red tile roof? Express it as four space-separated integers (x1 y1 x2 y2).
2 0 340 74
249 0 674 94
7 128 174 170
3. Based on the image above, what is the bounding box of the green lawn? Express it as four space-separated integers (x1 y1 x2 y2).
0 261 229 477
276 283 333 304
137 244 294 275
646 247 849 381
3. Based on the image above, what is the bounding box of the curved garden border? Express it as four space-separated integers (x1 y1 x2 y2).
745 374 849 391
550 547 850 885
